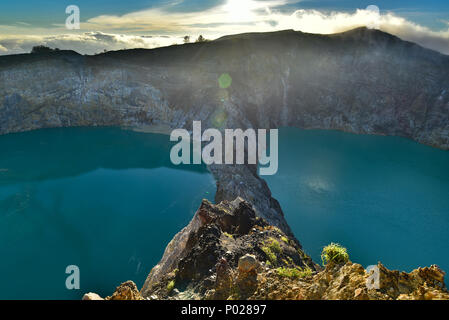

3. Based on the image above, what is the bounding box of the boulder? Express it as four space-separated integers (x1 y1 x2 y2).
82 292 104 300
106 281 144 300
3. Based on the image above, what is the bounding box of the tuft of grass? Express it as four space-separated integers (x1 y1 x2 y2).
261 238 283 266
262 246 277 265
229 285 242 300
321 243 349 266
267 238 282 254
223 232 234 239
276 267 313 279
272 226 282 233
167 280 175 293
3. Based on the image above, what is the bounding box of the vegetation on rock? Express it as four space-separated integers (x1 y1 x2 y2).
88 199 449 301
166 280 175 293
276 266 313 279
321 243 350 266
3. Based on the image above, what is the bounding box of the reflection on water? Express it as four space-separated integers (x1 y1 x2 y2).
264 128 449 280
0 127 215 299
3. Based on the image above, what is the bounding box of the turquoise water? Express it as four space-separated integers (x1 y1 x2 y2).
2 126 448 299
0 127 215 299
264 128 449 277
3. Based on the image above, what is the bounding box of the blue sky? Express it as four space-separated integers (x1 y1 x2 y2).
294 0 449 29
0 0 448 30
0 0 448 55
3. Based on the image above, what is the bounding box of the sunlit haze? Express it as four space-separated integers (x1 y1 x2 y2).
0 0 448 55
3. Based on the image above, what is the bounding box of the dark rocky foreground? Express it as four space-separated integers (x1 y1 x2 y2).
1 27 448 300
85 198 449 300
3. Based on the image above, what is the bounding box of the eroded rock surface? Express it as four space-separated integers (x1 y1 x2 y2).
250 262 449 300
140 198 316 299
209 163 292 236
82 292 104 300
106 281 144 300
1 28 448 149
82 198 449 300
126 198 449 300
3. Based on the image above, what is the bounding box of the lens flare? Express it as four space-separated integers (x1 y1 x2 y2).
218 73 232 89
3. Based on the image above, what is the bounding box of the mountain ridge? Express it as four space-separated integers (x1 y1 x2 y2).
1 27 448 66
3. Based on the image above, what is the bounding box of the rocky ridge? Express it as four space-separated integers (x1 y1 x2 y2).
101 198 449 300
1 28 448 149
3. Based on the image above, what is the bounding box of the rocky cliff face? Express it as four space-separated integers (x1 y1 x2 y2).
1 27 448 149
140 197 316 299
106 198 448 300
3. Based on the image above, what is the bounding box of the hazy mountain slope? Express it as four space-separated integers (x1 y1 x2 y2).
1 27 448 149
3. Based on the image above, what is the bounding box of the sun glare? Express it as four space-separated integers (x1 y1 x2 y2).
223 0 256 23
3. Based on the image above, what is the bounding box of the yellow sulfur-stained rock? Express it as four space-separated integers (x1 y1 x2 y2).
106 281 144 300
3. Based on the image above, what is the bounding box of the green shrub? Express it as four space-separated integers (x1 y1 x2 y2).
261 246 277 265
267 238 282 254
223 232 234 239
276 267 312 279
167 280 175 293
321 243 349 266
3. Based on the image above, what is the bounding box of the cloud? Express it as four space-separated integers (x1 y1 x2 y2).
269 9 449 55
0 1 448 55
0 32 179 55
379 15 449 55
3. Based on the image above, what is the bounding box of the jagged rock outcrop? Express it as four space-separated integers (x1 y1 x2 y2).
132 198 449 300
210 163 292 235
106 281 144 300
82 292 104 301
82 281 144 301
249 262 449 300
140 198 316 299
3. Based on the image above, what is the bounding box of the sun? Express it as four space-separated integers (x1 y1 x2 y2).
223 0 256 23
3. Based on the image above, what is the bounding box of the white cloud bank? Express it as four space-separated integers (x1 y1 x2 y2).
0 1 448 55
0 32 179 55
